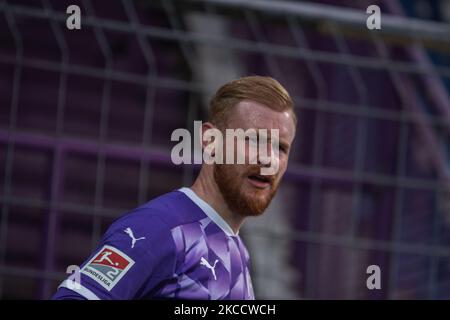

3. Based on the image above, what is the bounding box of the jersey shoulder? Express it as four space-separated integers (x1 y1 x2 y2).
99 189 207 264
53 189 204 300
113 189 206 232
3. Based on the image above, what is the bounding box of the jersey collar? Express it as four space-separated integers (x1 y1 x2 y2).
178 187 238 237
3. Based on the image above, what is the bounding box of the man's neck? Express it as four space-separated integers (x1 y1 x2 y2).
190 166 245 235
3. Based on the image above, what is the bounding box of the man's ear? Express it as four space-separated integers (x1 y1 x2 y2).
201 122 216 156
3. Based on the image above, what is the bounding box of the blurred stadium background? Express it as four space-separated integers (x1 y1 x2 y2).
1 0 450 299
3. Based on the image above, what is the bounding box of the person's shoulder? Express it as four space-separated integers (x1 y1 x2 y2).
109 189 204 234
97 190 192 264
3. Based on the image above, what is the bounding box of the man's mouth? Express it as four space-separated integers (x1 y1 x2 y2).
247 174 272 189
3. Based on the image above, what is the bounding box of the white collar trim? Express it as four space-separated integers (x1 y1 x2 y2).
178 187 238 237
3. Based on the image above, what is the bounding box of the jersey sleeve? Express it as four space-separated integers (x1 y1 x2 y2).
52 209 177 300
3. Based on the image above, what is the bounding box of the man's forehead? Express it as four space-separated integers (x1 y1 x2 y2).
227 100 296 137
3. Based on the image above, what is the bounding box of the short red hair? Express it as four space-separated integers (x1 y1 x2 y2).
209 76 296 128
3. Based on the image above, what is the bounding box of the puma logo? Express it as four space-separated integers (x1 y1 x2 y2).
200 257 219 281
124 227 146 249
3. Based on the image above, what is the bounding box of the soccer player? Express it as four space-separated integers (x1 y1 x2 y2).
52 76 297 300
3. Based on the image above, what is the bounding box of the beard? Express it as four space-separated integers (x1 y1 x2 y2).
213 164 280 217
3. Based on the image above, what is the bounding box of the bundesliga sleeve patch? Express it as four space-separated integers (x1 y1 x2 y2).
81 245 135 291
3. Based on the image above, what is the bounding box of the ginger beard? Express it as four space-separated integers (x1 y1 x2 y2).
213 163 280 217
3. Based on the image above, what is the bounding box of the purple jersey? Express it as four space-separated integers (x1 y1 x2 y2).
52 188 255 300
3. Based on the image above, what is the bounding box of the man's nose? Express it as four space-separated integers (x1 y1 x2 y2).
257 142 275 166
